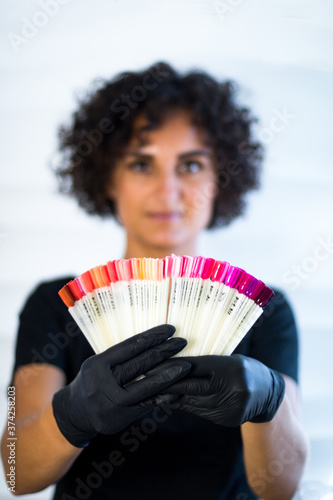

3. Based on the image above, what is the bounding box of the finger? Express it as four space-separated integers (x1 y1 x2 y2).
145 356 213 378
99 324 176 365
152 393 181 406
145 357 191 377
113 337 187 385
160 377 211 395
161 398 206 417
119 360 192 405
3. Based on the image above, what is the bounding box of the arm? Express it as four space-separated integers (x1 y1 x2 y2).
1 364 83 495
1 325 191 495
162 355 309 498
241 375 309 500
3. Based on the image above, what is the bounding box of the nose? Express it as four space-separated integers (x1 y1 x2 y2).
154 168 181 203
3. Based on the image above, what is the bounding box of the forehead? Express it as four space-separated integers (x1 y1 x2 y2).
128 110 209 149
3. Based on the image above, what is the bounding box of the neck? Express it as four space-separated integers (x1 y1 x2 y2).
123 238 198 259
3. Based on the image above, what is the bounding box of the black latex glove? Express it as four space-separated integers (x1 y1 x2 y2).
52 324 191 447
160 355 285 427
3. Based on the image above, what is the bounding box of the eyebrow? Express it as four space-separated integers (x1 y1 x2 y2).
179 150 211 159
124 150 211 159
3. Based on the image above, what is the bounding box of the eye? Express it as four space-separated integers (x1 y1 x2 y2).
178 161 203 174
128 161 151 173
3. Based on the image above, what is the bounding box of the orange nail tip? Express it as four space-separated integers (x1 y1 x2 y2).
58 285 75 308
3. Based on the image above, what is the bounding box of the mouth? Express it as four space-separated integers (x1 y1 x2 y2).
146 212 183 222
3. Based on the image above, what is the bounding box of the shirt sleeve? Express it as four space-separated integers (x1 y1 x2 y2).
235 289 299 383
11 277 95 386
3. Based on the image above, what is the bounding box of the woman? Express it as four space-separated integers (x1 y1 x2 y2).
1 62 308 499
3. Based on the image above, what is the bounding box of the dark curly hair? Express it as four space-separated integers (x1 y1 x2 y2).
55 61 263 228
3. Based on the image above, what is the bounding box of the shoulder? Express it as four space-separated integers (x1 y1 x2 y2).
235 287 299 382
24 276 74 300
254 287 297 335
15 276 94 380
19 276 74 317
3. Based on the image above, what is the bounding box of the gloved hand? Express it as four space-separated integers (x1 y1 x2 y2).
160 355 285 427
52 324 191 447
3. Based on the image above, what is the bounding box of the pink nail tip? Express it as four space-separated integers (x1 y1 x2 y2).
202 258 215 279
180 256 191 277
190 256 202 278
171 255 182 277
106 261 118 282
217 261 230 283
238 273 255 295
211 260 229 282
123 259 133 281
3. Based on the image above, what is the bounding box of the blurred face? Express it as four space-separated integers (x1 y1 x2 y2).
108 111 217 258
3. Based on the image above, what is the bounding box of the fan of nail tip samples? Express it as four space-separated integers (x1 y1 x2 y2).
58 255 274 356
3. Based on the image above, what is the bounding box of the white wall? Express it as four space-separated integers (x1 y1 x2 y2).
1 1 333 498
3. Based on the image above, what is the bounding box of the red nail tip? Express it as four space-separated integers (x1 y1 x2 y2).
107 260 118 282
255 286 275 308
67 280 83 301
79 271 94 293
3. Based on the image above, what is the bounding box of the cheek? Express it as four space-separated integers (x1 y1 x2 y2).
186 178 217 214
113 185 136 219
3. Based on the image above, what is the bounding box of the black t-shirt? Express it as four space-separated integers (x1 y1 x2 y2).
13 278 299 500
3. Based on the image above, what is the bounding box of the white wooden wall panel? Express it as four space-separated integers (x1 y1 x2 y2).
0 1 332 497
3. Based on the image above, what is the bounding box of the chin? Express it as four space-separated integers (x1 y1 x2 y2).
146 234 186 250
150 241 183 252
